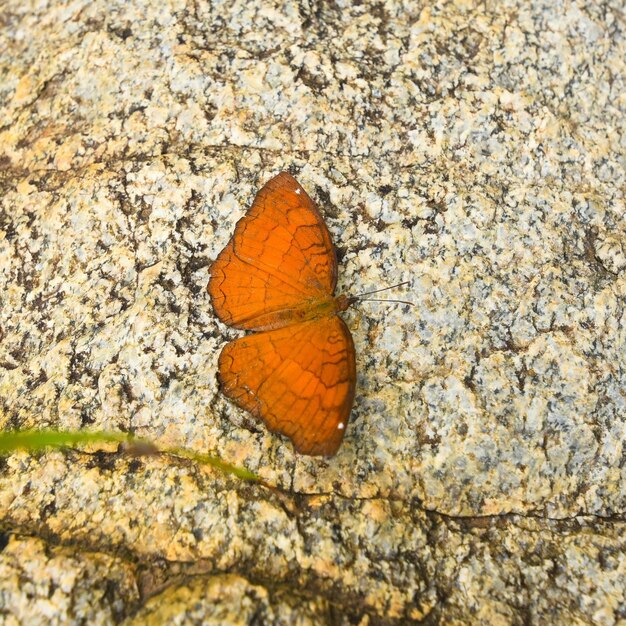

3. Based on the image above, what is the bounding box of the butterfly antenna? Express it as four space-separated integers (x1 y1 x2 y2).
358 297 415 307
353 280 411 298
352 281 415 307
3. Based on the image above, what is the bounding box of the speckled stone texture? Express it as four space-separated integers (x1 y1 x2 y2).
0 0 624 624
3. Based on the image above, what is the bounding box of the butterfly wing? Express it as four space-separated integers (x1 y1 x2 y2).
208 172 338 330
218 316 356 456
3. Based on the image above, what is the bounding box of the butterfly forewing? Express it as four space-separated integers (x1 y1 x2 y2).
209 172 338 331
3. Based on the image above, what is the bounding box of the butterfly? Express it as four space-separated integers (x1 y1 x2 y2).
208 172 356 456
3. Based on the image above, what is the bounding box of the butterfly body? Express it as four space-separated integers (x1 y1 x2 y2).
208 172 357 456
264 293 353 329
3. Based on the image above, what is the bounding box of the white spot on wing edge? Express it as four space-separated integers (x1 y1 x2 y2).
337 422 344 430
295 188 301 195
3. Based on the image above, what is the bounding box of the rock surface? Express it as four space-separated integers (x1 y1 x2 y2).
1 0 625 623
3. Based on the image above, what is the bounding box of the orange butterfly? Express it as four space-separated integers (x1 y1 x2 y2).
208 172 356 456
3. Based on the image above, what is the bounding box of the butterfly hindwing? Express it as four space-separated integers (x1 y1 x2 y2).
218 315 356 456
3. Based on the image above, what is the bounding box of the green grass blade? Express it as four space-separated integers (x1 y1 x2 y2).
0 429 260 483
0 429 128 451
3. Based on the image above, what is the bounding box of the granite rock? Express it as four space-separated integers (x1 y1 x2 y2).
0 0 625 623
0 534 139 625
